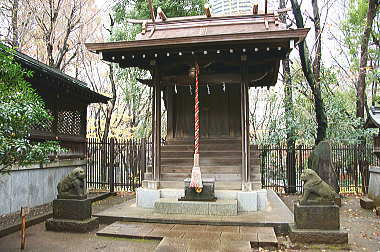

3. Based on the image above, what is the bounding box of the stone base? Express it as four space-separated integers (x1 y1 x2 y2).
45 217 99 233
368 166 380 205
136 188 160 208
179 178 216 201
289 224 348 244
360 196 376 210
294 202 340 230
155 198 237 216
53 198 92 220
237 191 257 211
136 188 268 212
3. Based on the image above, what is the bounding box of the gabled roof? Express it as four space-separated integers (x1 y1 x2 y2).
1 44 110 104
365 106 380 128
86 13 309 65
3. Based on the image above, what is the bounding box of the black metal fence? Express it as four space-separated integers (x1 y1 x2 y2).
86 139 379 194
86 138 147 192
259 144 380 194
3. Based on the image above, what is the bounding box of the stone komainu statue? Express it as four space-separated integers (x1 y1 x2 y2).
300 169 338 204
57 168 86 199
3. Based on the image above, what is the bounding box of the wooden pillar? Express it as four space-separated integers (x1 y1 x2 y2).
152 66 161 182
240 55 250 189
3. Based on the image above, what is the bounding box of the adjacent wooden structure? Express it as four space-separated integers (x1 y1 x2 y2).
86 12 308 190
9 47 110 157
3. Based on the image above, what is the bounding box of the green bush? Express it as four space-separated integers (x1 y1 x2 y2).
0 44 62 174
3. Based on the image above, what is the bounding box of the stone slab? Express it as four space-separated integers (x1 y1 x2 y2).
45 217 99 233
237 191 258 212
136 187 160 208
155 238 251 252
155 198 237 215
294 202 340 230
257 189 268 210
289 224 348 244
368 167 380 205
215 190 238 200
209 200 237 216
182 201 209 215
155 198 183 214
360 196 376 210
160 189 184 199
52 198 92 220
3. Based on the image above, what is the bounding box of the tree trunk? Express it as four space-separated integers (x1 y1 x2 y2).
356 0 379 119
290 0 328 145
11 0 19 48
280 0 296 193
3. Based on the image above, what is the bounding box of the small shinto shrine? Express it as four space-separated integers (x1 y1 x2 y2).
87 8 308 212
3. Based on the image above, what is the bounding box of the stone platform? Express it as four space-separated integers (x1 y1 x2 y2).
96 221 278 251
136 187 268 212
45 217 99 233
94 189 292 234
155 198 237 216
289 224 348 244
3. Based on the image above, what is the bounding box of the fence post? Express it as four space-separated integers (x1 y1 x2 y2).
286 143 296 193
109 138 115 193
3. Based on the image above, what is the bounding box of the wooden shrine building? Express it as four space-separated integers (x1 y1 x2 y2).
86 10 308 190
3 45 110 157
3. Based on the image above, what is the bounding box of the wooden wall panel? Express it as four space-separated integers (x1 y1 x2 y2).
167 84 241 139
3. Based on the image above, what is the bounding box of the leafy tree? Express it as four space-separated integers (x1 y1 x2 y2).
0 44 61 174
341 0 379 118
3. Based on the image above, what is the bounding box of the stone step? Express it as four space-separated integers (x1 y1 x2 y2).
161 157 243 166
155 198 238 216
158 181 242 190
161 144 260 152
162 150 243 158
161 165 240 174
160 173 242 181
155 237 251 252
165 138 243 145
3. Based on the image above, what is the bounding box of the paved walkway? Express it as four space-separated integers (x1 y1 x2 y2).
97 222 278 251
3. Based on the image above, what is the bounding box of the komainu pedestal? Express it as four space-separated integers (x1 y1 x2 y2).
289 169 348 244
45 168 99 232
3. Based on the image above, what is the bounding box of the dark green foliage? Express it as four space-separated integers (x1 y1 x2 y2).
0 44 62 174
112 0 205 40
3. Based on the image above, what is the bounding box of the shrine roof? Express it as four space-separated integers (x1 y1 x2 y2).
1 44 110 104
365 106 380 129
85 13 309 57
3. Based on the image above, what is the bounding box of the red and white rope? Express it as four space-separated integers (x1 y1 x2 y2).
194 63 200 155
190 63 202 189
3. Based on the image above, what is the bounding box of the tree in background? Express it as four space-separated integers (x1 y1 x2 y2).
290 0 328 145
341 0 379 120
0 0 100 73
0 45 61 175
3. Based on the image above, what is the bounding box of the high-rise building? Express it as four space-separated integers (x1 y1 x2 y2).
209 0 274 15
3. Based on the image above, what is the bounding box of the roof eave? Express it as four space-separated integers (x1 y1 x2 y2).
85 28 310 54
